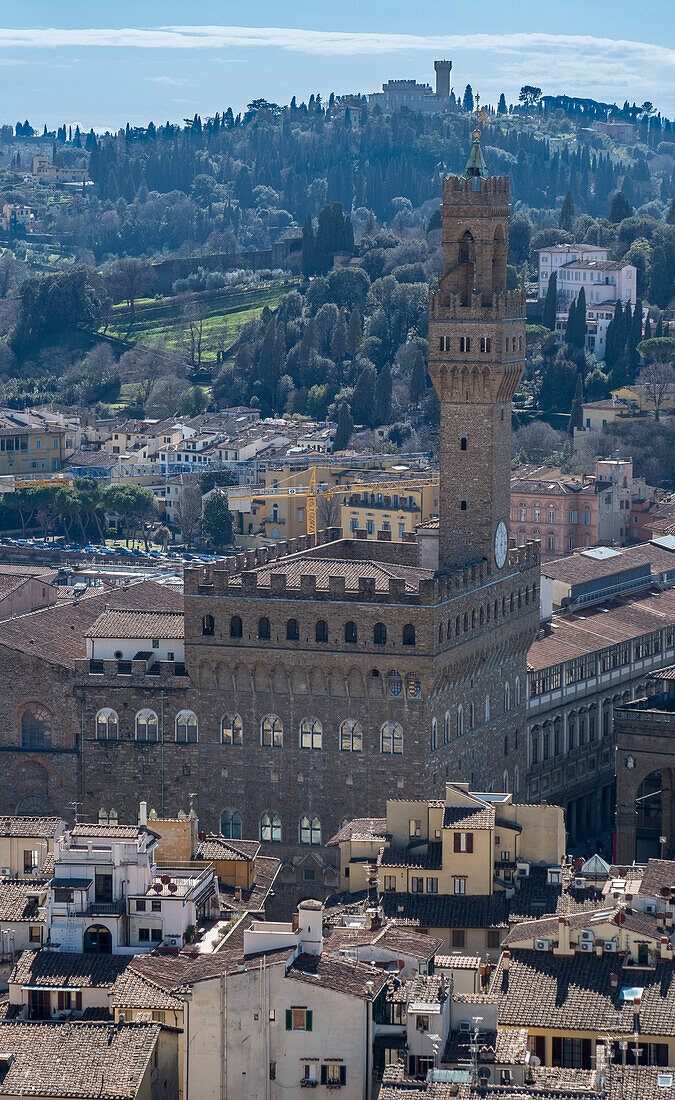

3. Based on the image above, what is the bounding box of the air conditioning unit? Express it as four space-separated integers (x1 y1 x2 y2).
580 940 594 952
535 938 551 952
580 930 594 942
516 862 530 877
459 1020 472 1033
604 940 617 953
165 936 180 948
645 903 657 915
0 868 11 876
574 878 586 890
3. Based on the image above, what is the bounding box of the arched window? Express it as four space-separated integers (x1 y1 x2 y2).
431 718 438 751
202 614 214 636
381 722 403 754
258 616 270 640
175 710 198 743
21 706 52 751
98 808 118 825
515 677 521 707
261 715 283 748
95 708 118 741
548 506 555 524
374 622 387 645
471 610 476 629
221 714 243 745
340 720 363 752
469 703 475 729
455 615 460 635
460 437 467 451
345 621 357 644
286 618 299 641
463 613 469 632
402 624 415 646
438 624 444 644
479 607 484 625
504 683 511 712
519 503 527 522
135 709 158 742
260 812 282 843
300 718 322 750
83 925 112 954
230 615 243 639
485 696 491 722
221 810 242 840
444 712 450 744
457 706 464 737
315 620 328 643
502 770 509 792
299 816 322 845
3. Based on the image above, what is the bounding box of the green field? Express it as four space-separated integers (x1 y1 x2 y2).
101 281 297 361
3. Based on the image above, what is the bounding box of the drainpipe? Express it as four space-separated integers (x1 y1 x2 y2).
79 694 85 817
160 690 165 818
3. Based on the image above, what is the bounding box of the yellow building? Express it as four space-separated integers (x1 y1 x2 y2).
328 782 565 959
612 383 675 417
0 423 66 477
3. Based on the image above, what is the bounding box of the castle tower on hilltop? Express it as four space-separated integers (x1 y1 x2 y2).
428 127 526 573
434 59 452 100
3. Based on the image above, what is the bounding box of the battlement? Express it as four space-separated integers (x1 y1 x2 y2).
184 535 539 608
442 174 509 202
429 286 526 320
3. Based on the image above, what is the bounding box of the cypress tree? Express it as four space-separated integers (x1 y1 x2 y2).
346 308 362 358
301 213 315 278
643 315 652 340
564 299 577 345
650 247 671 308
330 308 348 363
497 93 507 115
573 287 586 349
559 191 575 232
463 85 474 113
333 402 354 451
627 299 642 380
542 270 557 330
374 364 393 424
410 350 427 404
568 372 584 434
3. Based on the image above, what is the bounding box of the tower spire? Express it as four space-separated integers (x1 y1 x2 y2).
463 100 489 180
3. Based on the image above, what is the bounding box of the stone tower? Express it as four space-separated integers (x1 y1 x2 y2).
434 60 452 100
428 129 525 573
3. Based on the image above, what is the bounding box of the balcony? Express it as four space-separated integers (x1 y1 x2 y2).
82 899 126 917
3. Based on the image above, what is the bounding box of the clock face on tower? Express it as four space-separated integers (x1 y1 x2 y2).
494 521 508 569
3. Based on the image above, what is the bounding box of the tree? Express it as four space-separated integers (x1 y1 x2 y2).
180 297 209 368
497 93 507 115
509 213 533 266
571 287 586 349
108 257 151 318
301 213 314 277
330 308 348 363
519 86 542 107
539 351 579 413
172 479 203 548
201 490 234 550
542 271 557 330
463 85 474 113
564 300 577 346
346 308 362 358
559 191 575 232
608 191 633 224
104 484 157 547
351 363 377 426
332 402 354 451
234 166 254 210
627 298 643 380
569 372 584 434
649 246 672 309
179 385 211 417
374 363 393 423
410 349 427 404
636 355 675 422
11 267 109 353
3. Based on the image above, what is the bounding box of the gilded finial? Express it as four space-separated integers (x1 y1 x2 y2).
473 94 487 140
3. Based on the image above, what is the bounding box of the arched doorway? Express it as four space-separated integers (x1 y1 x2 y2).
635 770 662 862
83 925 112 954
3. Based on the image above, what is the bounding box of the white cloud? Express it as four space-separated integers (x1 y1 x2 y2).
146 75 186 85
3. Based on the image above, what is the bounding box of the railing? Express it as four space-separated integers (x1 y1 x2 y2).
82 899 126 917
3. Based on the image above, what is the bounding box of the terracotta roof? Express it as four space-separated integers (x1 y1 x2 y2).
637 858 675 897
0 879 47 923
285 952 388 999
653 665 675 682
436 955 481 969
11 950 131 989
85 608 184 640
528 589 675 671
0 580 183 669
227 556 435 594
218 854 281 914
327 817 389 845
0 1020 160 1098
390 972 446 1005
493 949 675 1035
381 891 510 929
110 966 185 1011
502 905 665 945
0 816 61 838
443 805 495 830
541 542 675 586
72 824 147 840
324 921 441 962
381 843 443 870
194 835 260 862
443 1026 529 1065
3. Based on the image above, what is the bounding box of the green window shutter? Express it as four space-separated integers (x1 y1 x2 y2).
340 1066 347 1085
305 1009 313 1031
285 1009 292 1031
320 1066 328 1085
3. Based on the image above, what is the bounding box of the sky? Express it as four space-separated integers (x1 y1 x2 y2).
0 0 673 131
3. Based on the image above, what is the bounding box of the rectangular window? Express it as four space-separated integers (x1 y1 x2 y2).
139 928 150 942
383 875 396 891
29 925 41 943
487 929 501 949
453 877 466 895
452 930 466 949
409 818 421 838
321 1065 346 1087
426 877 439 894
24 849 39 873
151 929 162 942
151 899 161 912
269 1063 276 1081
453 832 473 853
136 899 146 911
411 876 424 893
286 1007 312 1031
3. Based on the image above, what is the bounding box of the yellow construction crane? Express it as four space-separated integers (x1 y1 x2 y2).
230 466 439 538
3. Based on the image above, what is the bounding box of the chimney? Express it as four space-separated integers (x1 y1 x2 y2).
502 950 510 972
610 972 618 988
139 801 148 827
555 916 573 956
660 937 673 961
297 899 324 956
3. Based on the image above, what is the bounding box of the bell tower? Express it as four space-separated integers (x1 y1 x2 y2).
428 127 525 574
